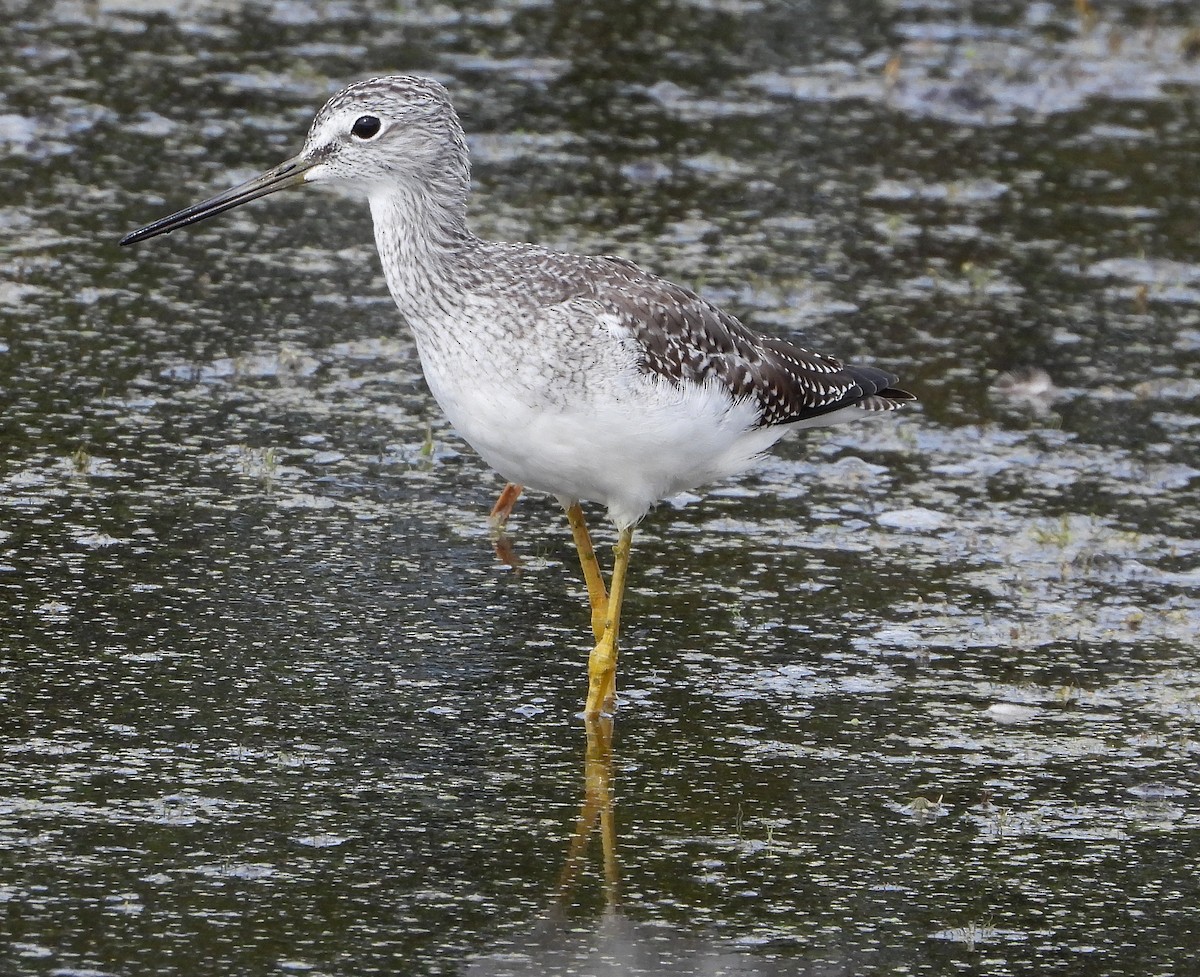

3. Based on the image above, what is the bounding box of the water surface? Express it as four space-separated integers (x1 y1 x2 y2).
2 1 1198 975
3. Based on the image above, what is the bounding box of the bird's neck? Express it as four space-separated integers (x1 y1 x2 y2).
368 182 477 322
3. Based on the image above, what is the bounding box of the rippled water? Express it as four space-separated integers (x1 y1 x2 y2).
2 1 1199 975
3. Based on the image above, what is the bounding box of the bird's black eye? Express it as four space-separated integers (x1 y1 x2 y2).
351 115 382 140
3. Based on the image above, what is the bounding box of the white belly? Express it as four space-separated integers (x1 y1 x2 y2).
423 357 785 529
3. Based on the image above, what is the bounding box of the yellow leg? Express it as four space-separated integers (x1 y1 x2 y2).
585 527 633 717
566 503 609 642
488 483 523 568
488 482 523 529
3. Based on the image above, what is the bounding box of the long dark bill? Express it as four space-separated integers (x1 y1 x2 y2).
119 154 316 247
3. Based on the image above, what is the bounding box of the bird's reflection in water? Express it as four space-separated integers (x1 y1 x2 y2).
464 718 830 976
555 714 620 912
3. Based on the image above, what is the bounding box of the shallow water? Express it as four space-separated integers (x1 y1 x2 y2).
2 1 1199 975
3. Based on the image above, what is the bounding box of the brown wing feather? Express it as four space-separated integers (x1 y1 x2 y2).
491 246 915 427
593 259 913 428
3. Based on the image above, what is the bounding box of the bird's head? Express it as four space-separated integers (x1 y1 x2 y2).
120 75 470 246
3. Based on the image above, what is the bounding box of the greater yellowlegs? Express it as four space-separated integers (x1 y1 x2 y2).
121 75 914 717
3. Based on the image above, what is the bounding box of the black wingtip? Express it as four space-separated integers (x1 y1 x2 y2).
846 366 916 401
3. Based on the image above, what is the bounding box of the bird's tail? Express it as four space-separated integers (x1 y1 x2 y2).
847 364 916 412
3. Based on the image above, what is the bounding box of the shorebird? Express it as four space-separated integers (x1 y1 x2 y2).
121 75 914 717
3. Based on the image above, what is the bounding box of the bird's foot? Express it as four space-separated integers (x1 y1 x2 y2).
585 631 618 717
